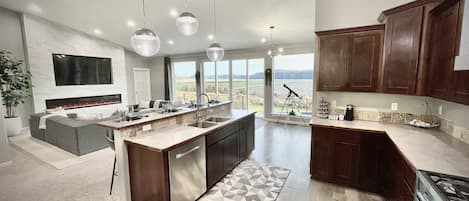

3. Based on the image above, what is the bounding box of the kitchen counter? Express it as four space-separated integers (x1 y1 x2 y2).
310 117 469 178
124 109 255 152
97 101 232 130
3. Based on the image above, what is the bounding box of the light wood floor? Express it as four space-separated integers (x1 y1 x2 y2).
0 119 383 201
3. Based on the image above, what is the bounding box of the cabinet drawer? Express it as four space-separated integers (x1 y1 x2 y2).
206 122 239 146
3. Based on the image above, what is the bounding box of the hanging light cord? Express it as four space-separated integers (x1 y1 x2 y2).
142 0 146 27
270 26 274 53
213 0 217 41
185 0 189 10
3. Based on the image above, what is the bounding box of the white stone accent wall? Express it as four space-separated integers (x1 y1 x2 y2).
22 14 128 116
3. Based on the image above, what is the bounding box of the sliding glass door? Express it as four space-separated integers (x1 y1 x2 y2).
232 60 247 110
247 59 264 115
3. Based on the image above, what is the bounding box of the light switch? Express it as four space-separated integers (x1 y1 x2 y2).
391 103 398 111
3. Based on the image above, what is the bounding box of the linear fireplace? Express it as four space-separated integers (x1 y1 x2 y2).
46 94 122 110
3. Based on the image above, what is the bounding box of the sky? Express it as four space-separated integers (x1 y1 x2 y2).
173 53 315 78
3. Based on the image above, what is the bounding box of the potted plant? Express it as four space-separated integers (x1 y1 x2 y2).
0 50 32 136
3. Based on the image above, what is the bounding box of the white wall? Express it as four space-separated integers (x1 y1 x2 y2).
0 98 11 165
22 14 129 116
149 56 166 100
0 7 33 127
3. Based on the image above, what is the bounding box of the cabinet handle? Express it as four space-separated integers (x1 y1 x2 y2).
176 146 200 159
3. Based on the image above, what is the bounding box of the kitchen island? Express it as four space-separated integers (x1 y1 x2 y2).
98 102 256 201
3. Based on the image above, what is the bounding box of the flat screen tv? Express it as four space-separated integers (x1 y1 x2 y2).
52 54 112 86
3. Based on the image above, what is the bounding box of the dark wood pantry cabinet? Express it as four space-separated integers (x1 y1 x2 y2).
316 25 384 92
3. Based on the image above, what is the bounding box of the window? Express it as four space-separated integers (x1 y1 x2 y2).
232 60 247 110
217 61 230 101
247 59 264 115
273 53 314 115
203 62 216 100
173 61 197 102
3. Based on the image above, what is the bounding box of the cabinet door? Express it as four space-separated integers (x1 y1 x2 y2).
311 138 332 179
348 31 382 92
317 35 349 91
427 1 461 100
223 133 239 174
357 133 385 193
206 141 224 188
383 6 423 94
450 71 469 105
238 128 247 159
246 119 255 154
331 141 359 185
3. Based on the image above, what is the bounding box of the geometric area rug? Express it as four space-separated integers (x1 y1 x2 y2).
199 160 291 201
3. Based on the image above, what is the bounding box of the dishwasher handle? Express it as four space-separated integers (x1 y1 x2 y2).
175 146 200 159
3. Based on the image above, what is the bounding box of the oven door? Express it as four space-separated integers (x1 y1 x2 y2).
415 171 444 201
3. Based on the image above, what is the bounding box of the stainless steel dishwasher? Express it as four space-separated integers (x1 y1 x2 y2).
168 136 207 201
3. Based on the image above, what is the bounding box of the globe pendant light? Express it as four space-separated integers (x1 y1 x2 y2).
131 0 160 57
207 0 224 61
176 0 198 36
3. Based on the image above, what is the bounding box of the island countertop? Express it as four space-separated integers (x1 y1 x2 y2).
309 117 469 178
97 101 232 130
124 109 255 152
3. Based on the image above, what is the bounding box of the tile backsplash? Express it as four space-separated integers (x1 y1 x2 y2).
329 107 469 145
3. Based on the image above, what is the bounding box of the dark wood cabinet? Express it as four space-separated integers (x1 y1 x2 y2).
317 35 350 91
357 133 385 193
381 6 423 94
127 142 170 201
310 125 415 200
317 25 384 92
426 0 469 105
206 114 255 188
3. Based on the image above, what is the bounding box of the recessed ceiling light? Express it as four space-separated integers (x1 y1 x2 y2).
127 20 136 27
27 3 42 14
260 37 267 43
94 29 102 35
278 47 284 52
169 9 178 17
168 40 175 45
208 34 214 40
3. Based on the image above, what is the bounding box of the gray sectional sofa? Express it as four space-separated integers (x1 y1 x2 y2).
29 113 117 156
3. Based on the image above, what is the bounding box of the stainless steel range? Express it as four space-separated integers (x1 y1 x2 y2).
416 170 469 201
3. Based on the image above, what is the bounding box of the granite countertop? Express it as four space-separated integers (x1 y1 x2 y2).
124 109 255 152
97 101 232 130
310 117 469 178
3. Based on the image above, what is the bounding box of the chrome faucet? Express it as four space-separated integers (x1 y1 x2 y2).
196 93 211 122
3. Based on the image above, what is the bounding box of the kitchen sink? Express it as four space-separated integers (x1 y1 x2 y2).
204 116 231 123
187 121 218 128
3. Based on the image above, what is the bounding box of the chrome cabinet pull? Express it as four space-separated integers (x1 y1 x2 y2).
176 146 200 159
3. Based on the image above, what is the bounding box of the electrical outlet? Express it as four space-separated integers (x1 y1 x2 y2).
391 103 398 111
142 124 152 132
438 105 443 115
332 100 337 108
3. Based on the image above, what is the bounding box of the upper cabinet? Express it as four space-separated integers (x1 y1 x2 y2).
315 0 469 105
317 25 384 92
381 6 424 94
426 0 469 105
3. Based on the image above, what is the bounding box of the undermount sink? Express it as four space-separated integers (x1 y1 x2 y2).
204 116 231 123
187 121 218 128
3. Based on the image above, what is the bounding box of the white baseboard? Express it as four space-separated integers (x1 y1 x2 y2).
0 161 12 168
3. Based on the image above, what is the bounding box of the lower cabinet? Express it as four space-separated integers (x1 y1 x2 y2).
310 125 415 200
206 114 255 188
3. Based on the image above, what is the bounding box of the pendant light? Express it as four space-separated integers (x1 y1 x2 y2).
267 26 282 57
206 0 224 61
176 0 199 36
131 0 160 57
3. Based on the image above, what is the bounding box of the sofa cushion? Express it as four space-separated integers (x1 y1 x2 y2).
76 113 100 121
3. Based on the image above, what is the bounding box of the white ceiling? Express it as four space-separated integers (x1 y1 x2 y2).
0 0 315 56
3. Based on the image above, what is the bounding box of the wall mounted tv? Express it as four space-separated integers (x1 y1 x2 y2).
52 54 113 86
